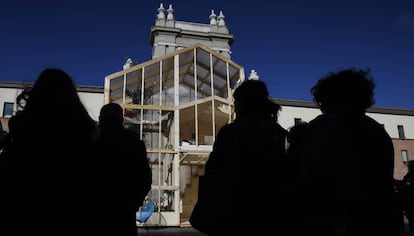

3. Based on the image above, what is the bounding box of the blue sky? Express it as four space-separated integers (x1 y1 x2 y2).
1 0 414 109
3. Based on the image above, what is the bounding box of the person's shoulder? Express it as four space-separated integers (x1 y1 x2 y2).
306 114 347 140
308 114 336 127
363 115 390 136
219 123 235 132
121 128 140 139
363 115 383 127
309 114 327 123
8 113 23 128
123 127 138 135
213 123 237 140
404 172 414 186
274 122 288 135
404 172 414 179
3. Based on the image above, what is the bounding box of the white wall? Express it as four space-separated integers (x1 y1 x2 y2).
368 113 414 139
278 105 321 130
78 92 104 122
278 104 414 140
0 87 104 122
0 87 24 117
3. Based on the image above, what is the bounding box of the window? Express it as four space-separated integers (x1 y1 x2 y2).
3 102 14 118
294 118 302 125
402 150 409 164
398 125 406 139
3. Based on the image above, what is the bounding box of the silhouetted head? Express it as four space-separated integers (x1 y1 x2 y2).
311 68 375 115
233 79 281 121
17 68 88 116
99 103 124 129
11 68 96 139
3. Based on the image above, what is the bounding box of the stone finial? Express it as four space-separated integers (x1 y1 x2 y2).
157 3 165 20
248 69 259 80
123 58 134 70
209 10 217 26
167 4 174 21
218 11 226 27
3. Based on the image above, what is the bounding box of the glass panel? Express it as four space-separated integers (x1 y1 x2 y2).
139 109 173 150
197 79 212 98
148 152 176 212
214 100 232 135
148 152 161 186
196 48 210 69
195 49 212 99
197 100 214 145
161 57 175 106
143 63 161 106
178 50 195 105
160 110 174 149
162 87 175 106
109 75 124 104
125 69 142 105
142 109 161 149
228 65 240 93
211 56 228 98
188 63 197 103
179 49 193 67
179 84 192 104
123 108 142 137
179 105 196 145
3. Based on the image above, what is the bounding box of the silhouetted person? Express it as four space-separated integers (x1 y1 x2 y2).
95 103 152 236
0 68 98 235
297 68 398 236
0 121 8 151
191 79 287 235
403 160 414 232
285 121 309 180
393 178 407 232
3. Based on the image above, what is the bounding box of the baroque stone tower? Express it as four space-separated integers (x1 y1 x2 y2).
149 3 234 59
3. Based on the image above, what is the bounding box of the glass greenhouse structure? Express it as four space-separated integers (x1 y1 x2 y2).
104 44 244 226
